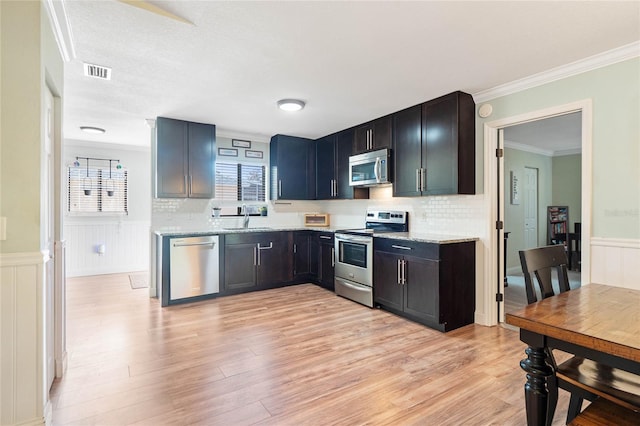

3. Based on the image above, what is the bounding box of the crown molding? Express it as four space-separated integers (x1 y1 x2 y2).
504 141 582 158
504 141 554 157
474 41 640 103
43 0 76 62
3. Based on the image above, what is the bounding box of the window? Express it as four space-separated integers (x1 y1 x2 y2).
68 166 128 214
215 163 266 202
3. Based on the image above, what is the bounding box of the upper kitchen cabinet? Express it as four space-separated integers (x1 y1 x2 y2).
270 134 315 200
393 91 475 197
353 114 392 154
316 129 368 200
155 117 216 198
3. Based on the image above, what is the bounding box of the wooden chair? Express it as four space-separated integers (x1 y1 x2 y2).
568 397 640 426
519 245 640 425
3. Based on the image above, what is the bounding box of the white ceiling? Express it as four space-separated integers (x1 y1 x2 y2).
62 1 640 148
504 112 582 155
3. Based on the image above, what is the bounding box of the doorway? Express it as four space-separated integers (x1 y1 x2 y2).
502 113 583 314
484 100 592 325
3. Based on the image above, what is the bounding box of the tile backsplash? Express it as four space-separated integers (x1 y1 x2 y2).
152 193 487 238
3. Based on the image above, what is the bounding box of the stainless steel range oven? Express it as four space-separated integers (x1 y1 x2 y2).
334 210 408 307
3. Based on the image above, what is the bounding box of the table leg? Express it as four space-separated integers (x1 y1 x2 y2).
520 346 554 426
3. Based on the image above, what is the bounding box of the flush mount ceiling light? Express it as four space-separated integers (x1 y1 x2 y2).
277 99 305 112
80 126 106 134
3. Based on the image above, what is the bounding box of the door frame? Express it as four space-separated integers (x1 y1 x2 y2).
484 99 592 325
523 166 539 249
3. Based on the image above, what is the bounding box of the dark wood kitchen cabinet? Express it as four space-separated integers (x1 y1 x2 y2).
373 237 475 332
224 232 291 292
270 134 315 200
317 232 335 290
353 115 392 154
316 130 368 200
156 117 215 198
393 91 475 197
293 231 313 281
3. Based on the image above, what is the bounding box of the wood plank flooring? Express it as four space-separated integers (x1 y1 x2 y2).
51 273 570 425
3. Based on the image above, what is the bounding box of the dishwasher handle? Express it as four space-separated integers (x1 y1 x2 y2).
173 241 216 248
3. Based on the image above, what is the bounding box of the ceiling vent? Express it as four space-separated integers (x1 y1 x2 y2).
83 62 111 80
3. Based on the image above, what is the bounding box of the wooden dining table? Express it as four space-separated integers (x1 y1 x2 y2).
506 284 640 426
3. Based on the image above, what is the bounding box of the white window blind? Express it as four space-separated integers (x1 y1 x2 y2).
68 166 128 214
215 162 265 202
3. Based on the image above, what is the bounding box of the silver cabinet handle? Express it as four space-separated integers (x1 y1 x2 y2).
293 243 297 254
258 242 273 250
278 180 282 197
184 175 188 194
320 235 332 240
391 245 412 251
253 246 258 266
331 247 335 267
401 259 407 285
421 168 426 191
397 258 402 285
416 169 421 192
189 175 193 195
173 241 215 248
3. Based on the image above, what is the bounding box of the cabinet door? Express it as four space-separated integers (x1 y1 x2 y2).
319 237 335 290
372 115 392 151
156 117 188 198
373 250 403 311
393 105 423 197
353 123 372 154
315 135 336 199
293 232 312 278
270 135 315 200
310 234 320 280
403 255 439 324
336 129 355 199
422 92 476 195
187 122 215 198
257 234 290 286
224 243 257 290
354 116 392 154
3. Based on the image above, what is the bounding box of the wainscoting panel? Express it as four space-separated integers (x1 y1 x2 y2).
64 221 150 277
590 238 640 290
0 252 48 426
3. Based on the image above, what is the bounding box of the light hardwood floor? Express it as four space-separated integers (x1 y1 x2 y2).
51 273 570 425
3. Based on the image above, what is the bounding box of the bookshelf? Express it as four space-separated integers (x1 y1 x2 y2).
547 206 569 246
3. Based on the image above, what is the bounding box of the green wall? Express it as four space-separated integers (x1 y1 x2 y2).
0 1 63 253
552 154 582 230
477 57 640 239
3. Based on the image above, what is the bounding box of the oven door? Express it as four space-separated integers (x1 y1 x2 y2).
334 234 373 286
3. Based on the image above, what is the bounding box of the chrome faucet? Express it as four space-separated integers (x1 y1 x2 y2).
242 204 250 228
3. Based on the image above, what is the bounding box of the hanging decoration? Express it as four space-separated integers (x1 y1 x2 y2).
75 156 122 197
83 158 92 195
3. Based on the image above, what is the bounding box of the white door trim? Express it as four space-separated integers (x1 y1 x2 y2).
484 99 593 325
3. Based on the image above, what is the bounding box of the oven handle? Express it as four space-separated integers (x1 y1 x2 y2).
335 234 372 244
338 279 370 293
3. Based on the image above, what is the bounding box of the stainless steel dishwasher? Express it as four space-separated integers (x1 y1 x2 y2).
169 235 219 302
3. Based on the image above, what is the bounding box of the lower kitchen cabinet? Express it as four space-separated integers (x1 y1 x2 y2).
373 238 475 332
293 231 313 281
224 232 291 292
317 232 335 290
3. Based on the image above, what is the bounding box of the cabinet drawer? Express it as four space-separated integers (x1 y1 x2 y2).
224 232 284 245
374 238 438 259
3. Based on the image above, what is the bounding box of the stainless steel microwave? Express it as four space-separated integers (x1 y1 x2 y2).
348 148 391 187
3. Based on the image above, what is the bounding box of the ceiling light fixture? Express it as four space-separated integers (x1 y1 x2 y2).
277 99 305 112
80 126 106 134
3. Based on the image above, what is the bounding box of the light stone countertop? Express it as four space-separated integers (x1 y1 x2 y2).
154 227 478 244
